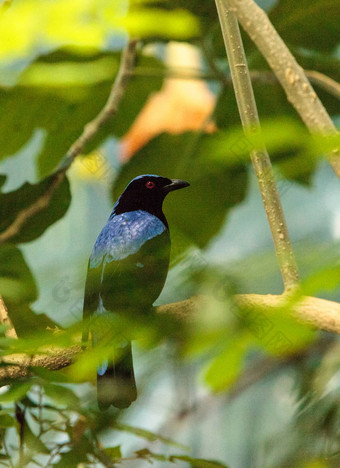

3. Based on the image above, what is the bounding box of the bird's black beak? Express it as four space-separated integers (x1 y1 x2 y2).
163 179 190 193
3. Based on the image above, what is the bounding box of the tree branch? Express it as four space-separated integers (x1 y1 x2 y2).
0 294 17 338
0 172 65 246
133 66 340 101
0 39 138 247
1 294 340 382
58 39 138 172
227 0 340 179
215 0 299 290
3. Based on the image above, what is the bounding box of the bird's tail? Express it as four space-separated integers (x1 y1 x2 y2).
97 341 137 410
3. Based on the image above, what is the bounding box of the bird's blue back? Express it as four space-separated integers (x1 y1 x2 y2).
90 210 166 267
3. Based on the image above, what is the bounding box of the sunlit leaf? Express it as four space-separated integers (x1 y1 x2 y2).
0 50 164 176
0 0 198 61
301 266 340 296
204 333 251 391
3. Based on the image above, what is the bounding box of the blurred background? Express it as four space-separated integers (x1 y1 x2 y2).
0 0 339 466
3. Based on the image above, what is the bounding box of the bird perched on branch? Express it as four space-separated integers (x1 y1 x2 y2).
83 174 189 409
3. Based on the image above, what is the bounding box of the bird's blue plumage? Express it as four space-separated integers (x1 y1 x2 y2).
90 210 166 267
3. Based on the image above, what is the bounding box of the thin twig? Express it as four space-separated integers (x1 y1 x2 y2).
227 0 340 179
0 39 138 247
15 403 26 465
133 67 340 100
0 172 64 246
306 70 340 100
59 39 138 171
0 294 17 338
2 437 14 468
215 0 299 290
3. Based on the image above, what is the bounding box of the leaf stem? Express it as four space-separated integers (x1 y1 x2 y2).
215 0 299 290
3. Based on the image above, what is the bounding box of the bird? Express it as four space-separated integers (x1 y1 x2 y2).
83 174 189 409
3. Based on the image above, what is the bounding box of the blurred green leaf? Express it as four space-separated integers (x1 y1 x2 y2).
238 300 317 357
171 455 229 467
301 266 340 296
204 333 251 391
269 0 340 52
0 382 32 403
0 245 56 336
256 310 316 357
0 244 37 303
53 448 87 468
0 174 71 243
105 445 121 460
43 383 80 408
135 447 168 462
0 50 164 177
23 421 50 455
0 412 17 428
115 423 188 450
0 0 198 61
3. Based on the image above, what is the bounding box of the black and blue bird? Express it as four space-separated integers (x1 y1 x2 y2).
83 174 189 409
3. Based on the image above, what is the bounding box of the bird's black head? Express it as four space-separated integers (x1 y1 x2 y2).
113 174 190 226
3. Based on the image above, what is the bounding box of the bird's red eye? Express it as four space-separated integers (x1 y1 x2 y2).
145 181 155 189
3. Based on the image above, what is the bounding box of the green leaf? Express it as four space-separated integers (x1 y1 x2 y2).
0 174 71 243
171 455 229 467
113 132 247 250
238 299 316 357
42 383 80 408
0 50 164 177
204 334 250 391
0 244 56 336
301 266 340 296
270 0 340 52
0 244 37 303
0 412 17 428
0 382 32 403
23 422 50 455
114 423 188 450
105 445 122 460
135 448 168 462
53 448 87 468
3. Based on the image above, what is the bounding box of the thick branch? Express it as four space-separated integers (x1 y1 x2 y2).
1 294 340 382
0 40 138 247
215 0 299 290
227 0 340 179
